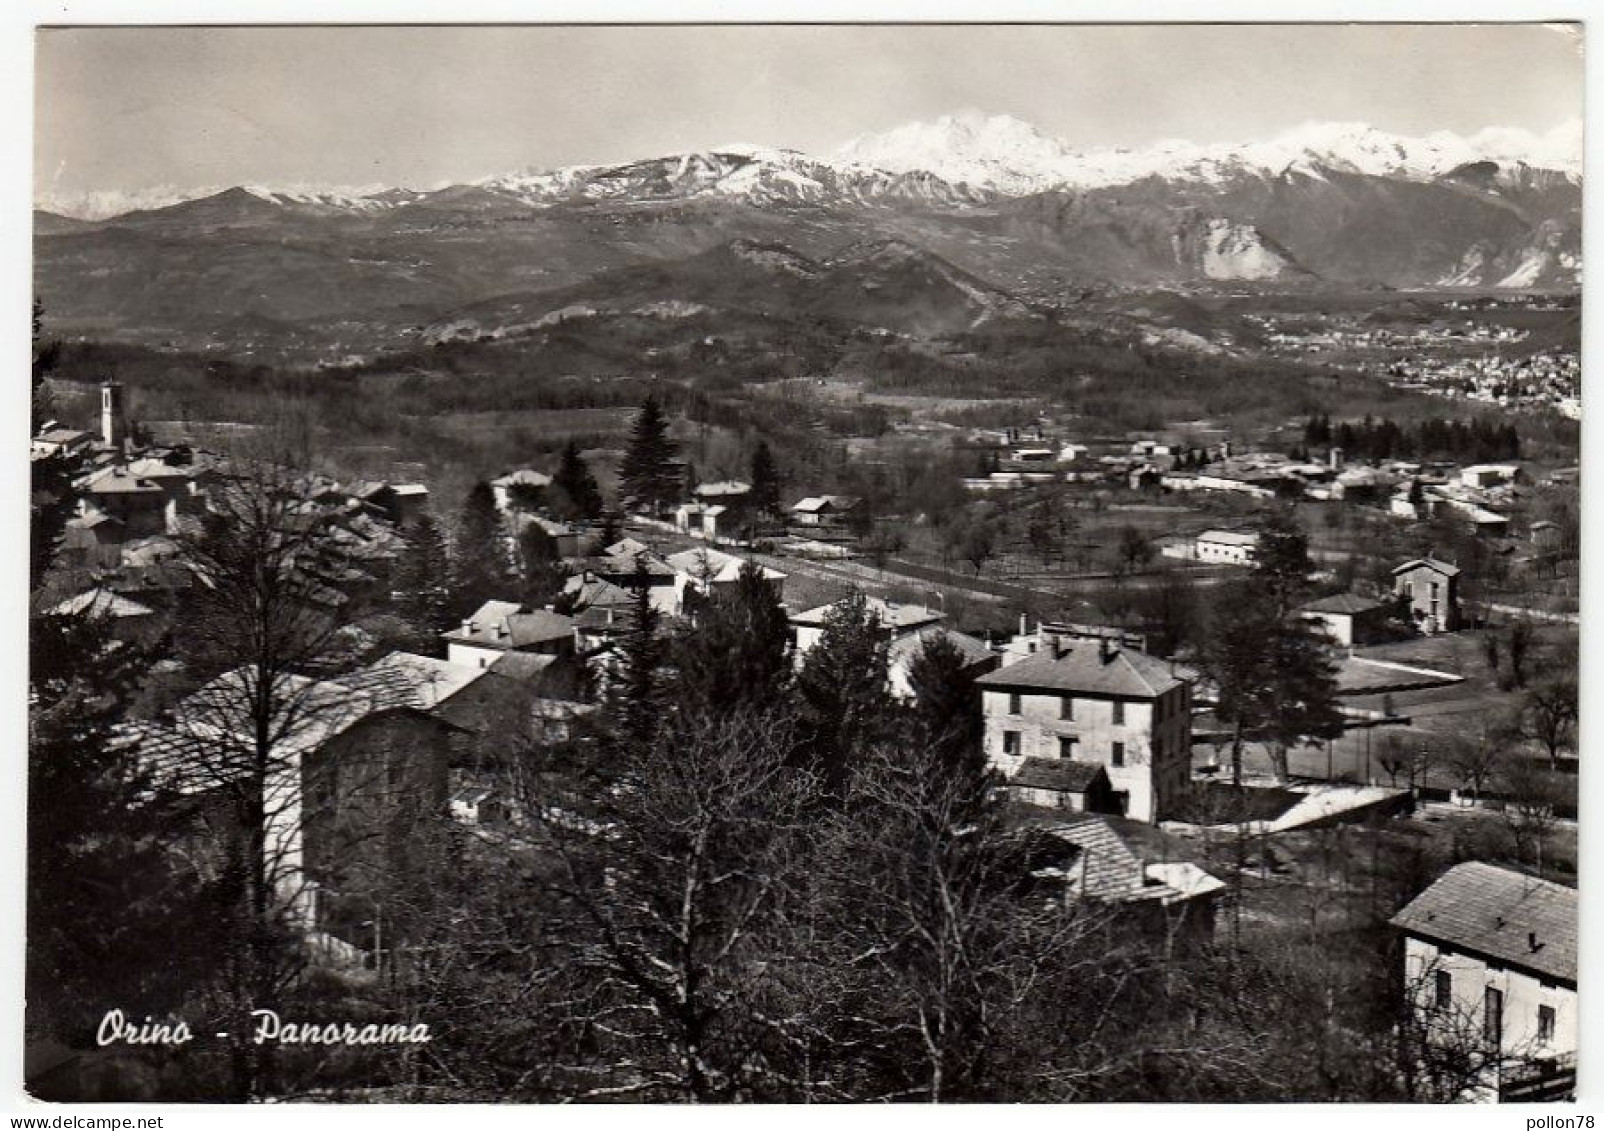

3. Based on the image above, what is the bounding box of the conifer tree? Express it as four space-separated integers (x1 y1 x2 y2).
619 395 680 515
1254 509 1315 617
906 633 987 791
797 593 893 786
670 560 791 714
551 440 603 521
28 460 207 1040
517 522 567 610
393 511 454 637
749 440 783 517
1200 580 1344 785
609 563 666 758
452 480 512 615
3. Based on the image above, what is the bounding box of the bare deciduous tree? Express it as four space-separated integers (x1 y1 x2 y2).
168 459 358 1098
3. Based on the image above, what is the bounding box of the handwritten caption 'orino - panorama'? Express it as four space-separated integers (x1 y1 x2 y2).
97 1009 433 1047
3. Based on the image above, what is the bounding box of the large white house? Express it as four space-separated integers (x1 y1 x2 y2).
1391 862 1576 1101
975 635 1193 823
1194 529 1260 565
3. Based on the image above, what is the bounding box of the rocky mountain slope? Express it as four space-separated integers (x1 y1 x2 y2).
34 114 1581 358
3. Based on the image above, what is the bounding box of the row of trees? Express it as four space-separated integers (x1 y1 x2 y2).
1302 413 1521 463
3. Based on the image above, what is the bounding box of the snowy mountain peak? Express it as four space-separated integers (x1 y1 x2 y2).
833 113 1582 193
836 111 1078 194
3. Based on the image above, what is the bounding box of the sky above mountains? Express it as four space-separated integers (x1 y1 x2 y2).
36 23 1583 207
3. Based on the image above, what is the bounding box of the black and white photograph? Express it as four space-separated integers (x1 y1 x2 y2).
15 12 1589 1111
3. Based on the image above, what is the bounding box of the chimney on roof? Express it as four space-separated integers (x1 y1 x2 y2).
460 619 474 635
1100 637 1115 663
1019 612 1027 636
1330 447 1344 470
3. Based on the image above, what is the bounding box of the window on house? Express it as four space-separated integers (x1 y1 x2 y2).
1002 731 1021 757
1112 741 1125 767
1058 736 1077 760
1484 987 1503 1045
1009 692 1022 715
1061 695 1074 720
1434 970 1452 1009
1538 1005 1556 1043
1112 701 1126 725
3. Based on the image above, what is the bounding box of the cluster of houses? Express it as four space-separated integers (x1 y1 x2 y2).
958 416 1559 552
1385 345 1580 422
34 383 430 642
1245 309 1580 421
36 392 1572 1102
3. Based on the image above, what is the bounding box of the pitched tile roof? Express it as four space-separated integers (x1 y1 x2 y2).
1010 758 1109 794
443 601 576 649
1392 558 1462 578
1390 861 1576 985
564 576 637 611
976 640 1185 699
1301 592 1389 615
1033 816 1146 900
694 480 751 498
888 625 995 669
48 588 156 620
331 651 489 710
665 547 785 584
792 494 859 512
85 469 165 495
492 469 551 489
487 651 559 680
1197 529 1259 547
790 596 943 631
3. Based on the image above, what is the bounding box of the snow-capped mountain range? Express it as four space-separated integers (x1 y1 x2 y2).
33 111 1583 355
832 111 1582 194
38 112 1582 218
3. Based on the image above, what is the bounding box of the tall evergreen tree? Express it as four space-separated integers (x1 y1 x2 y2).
452 480 512 615
609 563 666 758
906 633 986 790
619 395 680 515
1200 580 1344 785
517 522 568 610
797 593 893 786
670 561 791 714
393 511 454 637
749 440 783 517
552 440 603 520
28 451 211 1041
1254 509 1315 617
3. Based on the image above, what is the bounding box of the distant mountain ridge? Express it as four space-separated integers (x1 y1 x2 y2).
832 112 1582 193
37 113 1582 220
32 112 1583 359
